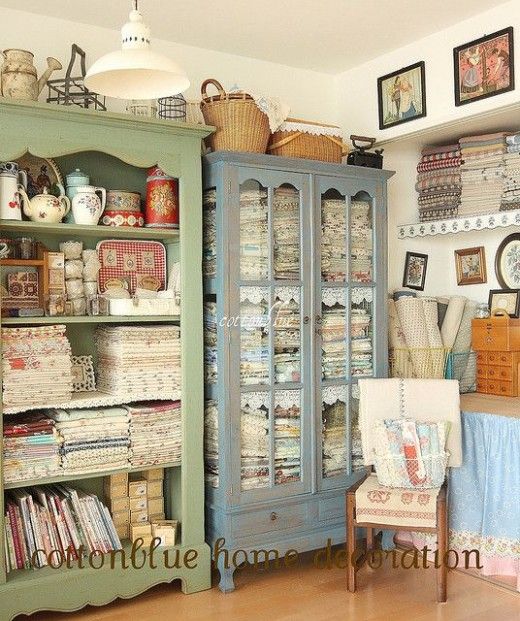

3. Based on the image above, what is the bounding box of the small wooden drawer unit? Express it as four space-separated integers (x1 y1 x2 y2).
472 317 520 351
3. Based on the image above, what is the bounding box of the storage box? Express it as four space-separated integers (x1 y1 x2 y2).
472 317 520 351
108 298 180 317
147 480 163 498
147 497 164 516
47 252 65 269
130 522 151 542
129 496 147 512
107 472 129 487
107 497 130 513
142 468 164 481
149 512 166 522
128 479 148 498
151 520 178 547
130 509 149 524
115 523 129 540
104 481 128 499
111 510 130 525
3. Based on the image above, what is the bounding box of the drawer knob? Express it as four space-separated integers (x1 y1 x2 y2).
270 512 278 521
489 370 495 376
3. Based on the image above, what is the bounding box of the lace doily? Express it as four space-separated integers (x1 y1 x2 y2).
275 287 300 303
241 391 270 410
351 288 374 304
240 287 269 304
322 288 348 307
322 385 348 405
351 383 360 400
274 389 300 409
277 120 342 138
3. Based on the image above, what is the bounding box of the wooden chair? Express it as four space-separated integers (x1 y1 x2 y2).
346 378 462 603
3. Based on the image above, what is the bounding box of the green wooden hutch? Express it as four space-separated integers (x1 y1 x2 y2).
0 98 212 620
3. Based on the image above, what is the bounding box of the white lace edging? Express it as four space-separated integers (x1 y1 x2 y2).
277 120 342 138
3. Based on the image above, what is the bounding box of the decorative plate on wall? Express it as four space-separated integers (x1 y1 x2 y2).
495 233 520 289
16 154 64 198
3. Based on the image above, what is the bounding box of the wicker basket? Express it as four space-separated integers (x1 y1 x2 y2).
200 79 270 153
268 118 348 163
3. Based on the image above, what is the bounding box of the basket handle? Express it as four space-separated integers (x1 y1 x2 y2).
201 79 226 101
268 132 350 156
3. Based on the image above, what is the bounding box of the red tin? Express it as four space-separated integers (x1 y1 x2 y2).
144 166 179 228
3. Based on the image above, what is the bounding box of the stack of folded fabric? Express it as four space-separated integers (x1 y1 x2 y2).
204 301 218 384
47 406 130 475
350 199 373 282
350 309 373 377
1 325 73 410
416 144 462 222
240 399 269 490
203 189 217 277
273 295 301 383
3 412 61 483
321 304 347 380
322 401 347 478
240 298 269 385
204 400 219 487
273 187 300 279
502 133 520 211
239 188 269 280
321 198 347 281
95 326 181 399
459 133 507 215
126 401 182 467
274 398 301 484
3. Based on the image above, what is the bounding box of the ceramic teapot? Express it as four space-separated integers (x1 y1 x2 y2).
72 185 106 225
19 186 70 223
1 49 62 101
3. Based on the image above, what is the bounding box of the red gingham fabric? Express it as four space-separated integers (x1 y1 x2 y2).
416 157 462 173
96 240 166 294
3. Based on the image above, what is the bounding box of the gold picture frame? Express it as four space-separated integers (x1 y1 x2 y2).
454 246 487 285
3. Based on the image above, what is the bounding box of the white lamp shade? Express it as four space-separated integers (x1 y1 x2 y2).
85 49 190 100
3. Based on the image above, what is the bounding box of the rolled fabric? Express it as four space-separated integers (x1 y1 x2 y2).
388 299 410 377
441 296 467 349
437 296 450 329
395 296 432 377
421 297 445 378
451 300 478 382
393 289 417 301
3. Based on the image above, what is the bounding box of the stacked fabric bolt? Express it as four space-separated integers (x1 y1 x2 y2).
321 304 347 380
95 326 181 399
350 200 373 282
350 309 373 377
204 400 219 487
273 187 300 279
3 412 61 483
459 133 507 215
321 198 347 281
501 134 520 211
350 385 364 471
239 189 269 280
1 325 73 410
203 189 217 277
240 299 270 385
126 401 181 467
273 296 301 383
47 407 130 475
240 399 270 490
322 401 347 478
204 301 218 384
416 144 462 222
274 399 301 484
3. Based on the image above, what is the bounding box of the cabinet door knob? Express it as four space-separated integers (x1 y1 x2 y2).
303 316 310 324
270 512 278 521
316 315 322 325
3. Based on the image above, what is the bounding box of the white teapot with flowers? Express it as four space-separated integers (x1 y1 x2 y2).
19 185 71 223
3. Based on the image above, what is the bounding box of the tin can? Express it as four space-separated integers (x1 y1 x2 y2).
144 166 179 228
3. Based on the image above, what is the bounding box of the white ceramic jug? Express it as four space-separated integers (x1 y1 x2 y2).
0 161 27 220
71 185 106 225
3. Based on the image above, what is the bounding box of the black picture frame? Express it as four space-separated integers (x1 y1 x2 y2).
377 61 426 130
453 27 514 107
488 288 520 318
402 251 428 291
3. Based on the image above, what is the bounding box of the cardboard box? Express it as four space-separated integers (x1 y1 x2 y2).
130 522 151 543
146 480 163 498
111 510 130 525
149 512 165 522
129 496 147 512
108 472 129 487
107 497 130 513
47 252 64 269
130 509 149 524
128 479 148 498
147 497 164 516
104 481 128 499
49 269 65 288
151 520 177 547
142 468 164 481
115 523 129 540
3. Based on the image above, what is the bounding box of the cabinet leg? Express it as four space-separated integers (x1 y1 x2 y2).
216 556 236 593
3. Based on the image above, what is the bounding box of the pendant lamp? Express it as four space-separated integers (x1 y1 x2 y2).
84 0 189 100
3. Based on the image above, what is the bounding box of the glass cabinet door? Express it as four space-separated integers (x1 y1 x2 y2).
232 172 310 501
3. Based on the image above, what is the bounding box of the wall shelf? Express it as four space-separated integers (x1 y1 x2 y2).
1 315 180 325
397 210 520 239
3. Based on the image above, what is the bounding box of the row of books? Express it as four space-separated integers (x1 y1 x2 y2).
4 484 122 573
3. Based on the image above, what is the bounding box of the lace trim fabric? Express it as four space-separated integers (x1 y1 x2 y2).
322 384 348 405
240 286 270 304
277 120 342 138
241 391 270 410
322 288 348 307
351 288 374 304
274 389 300 409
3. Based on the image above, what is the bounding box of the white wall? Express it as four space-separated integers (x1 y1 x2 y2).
0 7 338 122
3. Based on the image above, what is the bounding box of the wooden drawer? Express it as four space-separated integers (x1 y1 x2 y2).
487 352 513 366
231 503 310 538
498 381 515 396
472 318 520 351
318 495 345 523
489 366 513 381
486 379 500 394
476 365 487 378
476 351 487 365
476 379 488 393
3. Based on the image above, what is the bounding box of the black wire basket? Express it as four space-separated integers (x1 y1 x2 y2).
157 94 187 121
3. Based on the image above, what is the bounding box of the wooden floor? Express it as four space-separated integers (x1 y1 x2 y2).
17 551 519 621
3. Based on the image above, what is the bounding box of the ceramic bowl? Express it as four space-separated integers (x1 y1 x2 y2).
106 190 142 213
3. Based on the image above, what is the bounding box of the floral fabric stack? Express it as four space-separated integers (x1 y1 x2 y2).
502 133 520 211
204 400 219 487
321 304 347 380
240 299 269 385
47 406 130 475
126 401 181 467
459 133 507 215
3 412 61 483
239 188 268 280
273 187 300 279
240 398 269 490
95 325 181 399
350 309 373 377
273 296 301 383
322 400 347 478
204 301 218 384
203 189 217 277
274 398 301 484
1 325 73 410
321 198 347 281
350 200 373 282
415 144 462 222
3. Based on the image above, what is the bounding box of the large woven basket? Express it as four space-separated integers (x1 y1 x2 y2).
200 79 270 153
268 118 348 163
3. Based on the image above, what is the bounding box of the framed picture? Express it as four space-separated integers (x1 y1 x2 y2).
495 232 520 289
454 27 514 106
488 289 520 318
402 251 428 291
454 246 487 285
377 61 426 130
